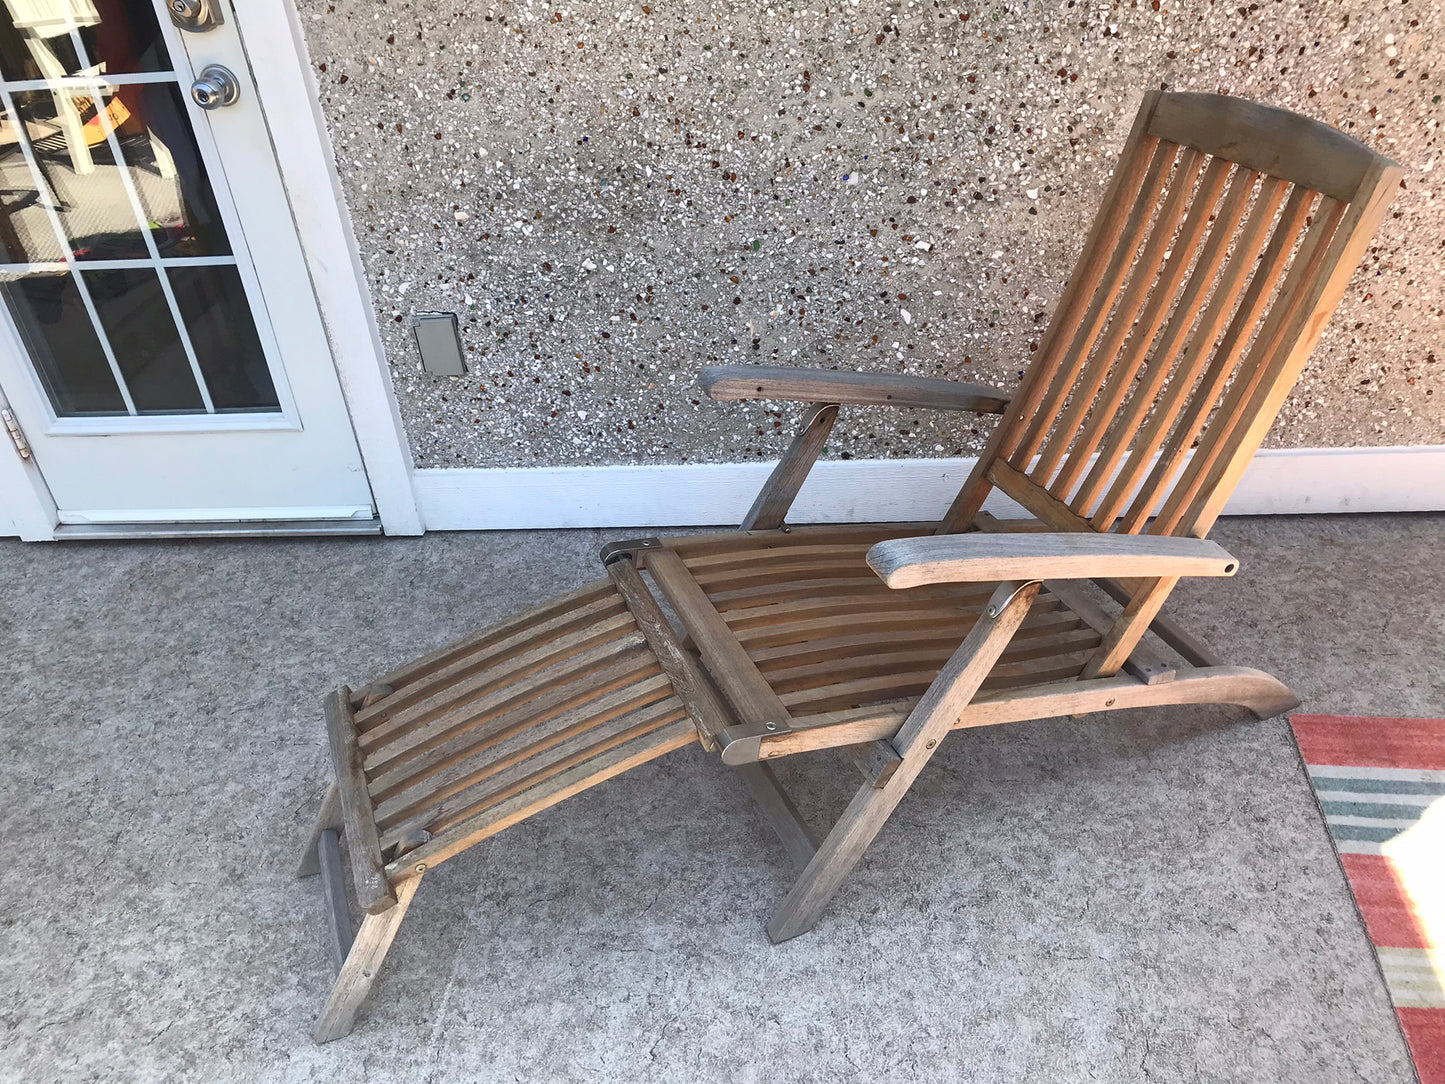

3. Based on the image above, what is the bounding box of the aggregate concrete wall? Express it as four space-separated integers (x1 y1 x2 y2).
294 0 1443 469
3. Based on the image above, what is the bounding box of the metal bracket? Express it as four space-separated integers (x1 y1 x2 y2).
716 719 792 765
986 579 1042 618
600 537 664 566
381 827 432 865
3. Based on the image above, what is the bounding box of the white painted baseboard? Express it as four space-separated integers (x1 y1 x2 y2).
412 445 1445 531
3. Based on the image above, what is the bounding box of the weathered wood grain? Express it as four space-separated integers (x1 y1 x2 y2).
312 874 420 1043
1147 91 1377 201
866 532 1238 589
741 402 839 531
765 582 1040 942
324 688 394 915
700 365 1009 413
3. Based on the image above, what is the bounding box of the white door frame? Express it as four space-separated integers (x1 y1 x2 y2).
0 385 58 540
0 0 422 540
232 0 420 535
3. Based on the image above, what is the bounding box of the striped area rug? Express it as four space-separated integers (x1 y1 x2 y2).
1291 714 1445 1083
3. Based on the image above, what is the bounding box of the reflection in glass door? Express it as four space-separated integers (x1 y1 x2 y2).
0 0 280 418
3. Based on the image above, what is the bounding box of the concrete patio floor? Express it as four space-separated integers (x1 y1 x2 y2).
1 513 1439 1083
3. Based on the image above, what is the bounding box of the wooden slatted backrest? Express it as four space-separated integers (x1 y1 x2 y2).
938 91 1401 676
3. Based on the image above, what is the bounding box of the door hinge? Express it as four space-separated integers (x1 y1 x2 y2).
2 409 31 459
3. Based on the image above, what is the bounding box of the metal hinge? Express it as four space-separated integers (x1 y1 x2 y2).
2 409 30 460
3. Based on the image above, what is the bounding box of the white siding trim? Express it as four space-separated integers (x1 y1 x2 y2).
232 0 423 535
411 445 1445 531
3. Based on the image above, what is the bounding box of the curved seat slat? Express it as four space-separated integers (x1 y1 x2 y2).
369 670 678 821
356 593 631 728
723 593 990 631
360 619 647 749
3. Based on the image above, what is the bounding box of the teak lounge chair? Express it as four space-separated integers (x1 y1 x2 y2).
297 91 1401 1040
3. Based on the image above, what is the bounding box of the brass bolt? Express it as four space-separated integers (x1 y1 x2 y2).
414 863 427 874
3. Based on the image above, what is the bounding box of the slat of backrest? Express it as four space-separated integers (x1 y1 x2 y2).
1175 160 1399 536
1045 153 1231 503
1151 195 1348 535
1035 152 1326 529
1071 166 1262 519
938 91 1165 533
1030 147 1209 487
1111 183 1313 534
946 93 1397 539
1086 175 1288 531
1010 140 1181 469
1084 159 1397 678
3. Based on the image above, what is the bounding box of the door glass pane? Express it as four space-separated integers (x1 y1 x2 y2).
86 265 202 412
170 264 278 411
0 4 285 422
125 83 230 257
0 103 64 260
0 0 171 82
12 86 148 259
1 269 124 413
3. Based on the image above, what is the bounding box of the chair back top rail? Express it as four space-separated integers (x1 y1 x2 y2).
1146 92 1378 202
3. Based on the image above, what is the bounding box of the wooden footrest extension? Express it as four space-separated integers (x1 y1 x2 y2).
326 577 701 894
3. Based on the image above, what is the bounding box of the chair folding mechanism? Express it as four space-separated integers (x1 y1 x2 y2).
296 90 1401 1040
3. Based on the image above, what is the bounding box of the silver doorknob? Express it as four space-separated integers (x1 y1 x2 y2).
191 65 240 109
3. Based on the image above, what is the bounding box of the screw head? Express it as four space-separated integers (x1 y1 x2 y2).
765 721 778 731
1104 698 1116 707
925 738 937 750
414 863 427 874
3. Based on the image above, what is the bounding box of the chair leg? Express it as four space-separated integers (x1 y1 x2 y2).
765 580 1041 943
297 781 341 878
313 875 422 1043
766 754 938 943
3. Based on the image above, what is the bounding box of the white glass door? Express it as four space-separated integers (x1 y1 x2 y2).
0 0 373 524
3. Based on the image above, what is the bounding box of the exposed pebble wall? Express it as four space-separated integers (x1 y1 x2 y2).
294 0 1443 468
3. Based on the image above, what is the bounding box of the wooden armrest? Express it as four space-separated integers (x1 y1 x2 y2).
699 365 1009 413
867 533 1238 589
